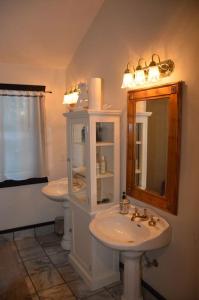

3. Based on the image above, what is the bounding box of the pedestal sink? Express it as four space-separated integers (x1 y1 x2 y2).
89 205 171 300
41 178 71 250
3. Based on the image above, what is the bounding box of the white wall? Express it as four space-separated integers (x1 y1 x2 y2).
65 0 199 299
0 63 67 229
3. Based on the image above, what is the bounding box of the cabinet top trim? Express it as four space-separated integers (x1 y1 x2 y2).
63 109 121 118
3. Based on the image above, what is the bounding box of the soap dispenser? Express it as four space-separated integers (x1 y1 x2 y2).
120 192 130 214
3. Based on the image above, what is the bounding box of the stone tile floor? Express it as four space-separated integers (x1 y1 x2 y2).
0 233 155 300
0 233 122 300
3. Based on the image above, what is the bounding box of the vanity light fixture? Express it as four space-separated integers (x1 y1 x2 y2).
121 54 175 89
63 86 79 105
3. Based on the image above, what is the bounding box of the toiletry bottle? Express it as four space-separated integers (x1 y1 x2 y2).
100 155 107 174
120 192 130 214
96 161 100 176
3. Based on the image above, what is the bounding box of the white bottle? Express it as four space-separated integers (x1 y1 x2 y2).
96 161 100 176
100 155 107 174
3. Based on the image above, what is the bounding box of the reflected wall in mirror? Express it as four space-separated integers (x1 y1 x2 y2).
127 82 182 214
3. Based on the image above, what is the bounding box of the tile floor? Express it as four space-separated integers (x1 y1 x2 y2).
0 233 156 300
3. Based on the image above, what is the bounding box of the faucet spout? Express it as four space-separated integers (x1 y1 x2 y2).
131 208 149 221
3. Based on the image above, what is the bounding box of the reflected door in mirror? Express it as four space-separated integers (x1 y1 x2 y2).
135 98 169 196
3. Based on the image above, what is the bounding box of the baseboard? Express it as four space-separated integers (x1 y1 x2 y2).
0 221 55 234
141 280 166 300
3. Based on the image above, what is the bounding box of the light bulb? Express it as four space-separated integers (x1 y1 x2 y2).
148 65 160 82
63 93 70 104
134 69 146 85
121 63 134 89
72 91 79 103
121 72 134 89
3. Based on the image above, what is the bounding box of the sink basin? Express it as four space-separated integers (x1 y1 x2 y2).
41 177 86 202
42 178 69 202
89 205 171 252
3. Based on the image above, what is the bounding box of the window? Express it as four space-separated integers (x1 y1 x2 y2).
0 84 47 187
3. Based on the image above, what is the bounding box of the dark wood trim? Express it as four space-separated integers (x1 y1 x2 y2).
0 83 45 92
0 177 48 188
0 221 55 234
126 82 182 215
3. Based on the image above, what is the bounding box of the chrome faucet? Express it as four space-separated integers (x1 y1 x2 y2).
131 208 149 221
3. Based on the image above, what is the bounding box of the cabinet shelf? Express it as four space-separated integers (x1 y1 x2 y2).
97 172 114 179
96 142 114 147
73 142 85 145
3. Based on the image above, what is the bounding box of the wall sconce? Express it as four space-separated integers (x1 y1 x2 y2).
121 54 174 89
63 87 79 108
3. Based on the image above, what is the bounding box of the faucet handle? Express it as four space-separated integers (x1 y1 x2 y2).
134 207 139 216
148 215 156 226
143 208 147 217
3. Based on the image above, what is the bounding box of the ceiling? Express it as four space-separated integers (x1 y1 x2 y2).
0 0 104 69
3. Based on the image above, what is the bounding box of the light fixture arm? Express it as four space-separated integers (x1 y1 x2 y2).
136 58 147 70
151 53 161 64
124 63 131 73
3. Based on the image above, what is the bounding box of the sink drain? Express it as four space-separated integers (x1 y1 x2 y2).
127 240 134 243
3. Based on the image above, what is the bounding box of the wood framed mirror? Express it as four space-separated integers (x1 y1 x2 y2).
126 82 182 215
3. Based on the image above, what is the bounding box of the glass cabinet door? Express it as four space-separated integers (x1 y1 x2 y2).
70 122 88 204
95 122 114 205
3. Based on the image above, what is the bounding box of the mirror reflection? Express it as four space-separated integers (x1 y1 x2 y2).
135 98 169 196
71 123 87 202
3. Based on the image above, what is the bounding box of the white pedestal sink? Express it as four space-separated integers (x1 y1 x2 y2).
41 178 71 250
89 205 171 300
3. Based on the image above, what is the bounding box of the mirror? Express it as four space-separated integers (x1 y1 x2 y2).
126 83 182 214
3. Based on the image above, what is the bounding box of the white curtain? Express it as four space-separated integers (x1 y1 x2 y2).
0 90 46 181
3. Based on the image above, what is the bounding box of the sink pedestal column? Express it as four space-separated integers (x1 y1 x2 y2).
61 201 71 250
122 251 143 300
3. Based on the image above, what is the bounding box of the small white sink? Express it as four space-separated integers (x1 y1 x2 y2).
42 178 69 202
90 205 171 300
42 177 86 202
89 205 171 252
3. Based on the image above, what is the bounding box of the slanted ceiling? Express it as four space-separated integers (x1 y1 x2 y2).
0 0 104 69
